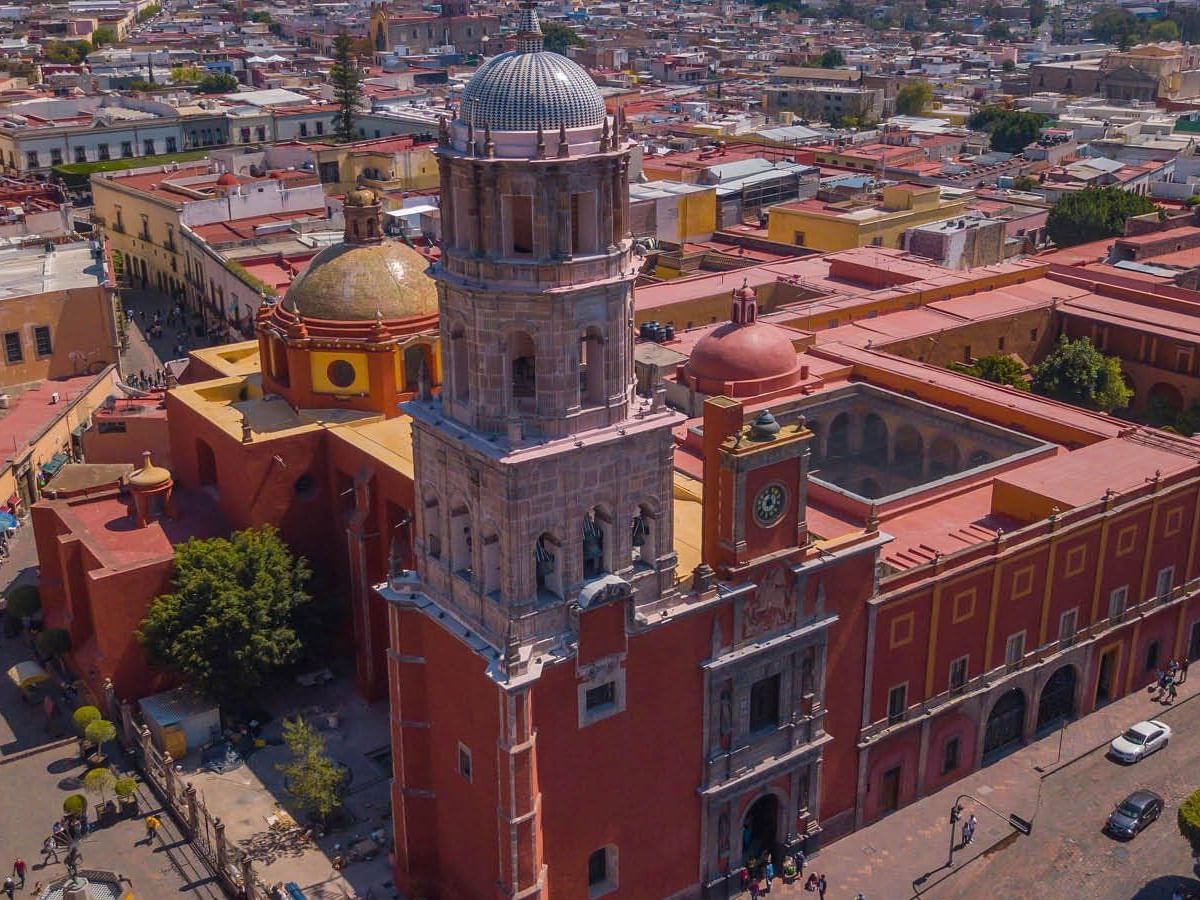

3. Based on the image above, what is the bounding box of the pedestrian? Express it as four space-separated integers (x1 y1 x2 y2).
967 814 977 844
749 876 760 899
1182 657 1190 685
11 860 24 888
818 874 828 900
739 866 749 892
143 814 160 845
2 876 13 900
1168 679 1178 703
41 837 58 864
796 848 806 876
764 859 774 892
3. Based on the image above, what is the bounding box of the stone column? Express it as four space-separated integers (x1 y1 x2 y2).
241 855 256 900
162 752 176 802
600 160 615 252
214 817 227 872
185 783 199 836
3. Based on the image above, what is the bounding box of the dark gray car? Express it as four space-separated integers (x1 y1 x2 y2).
1105 790 1164 839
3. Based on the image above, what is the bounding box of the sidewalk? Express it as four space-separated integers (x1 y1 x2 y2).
779 674 1200 899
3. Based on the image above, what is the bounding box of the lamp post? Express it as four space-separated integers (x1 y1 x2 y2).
947 802 962 867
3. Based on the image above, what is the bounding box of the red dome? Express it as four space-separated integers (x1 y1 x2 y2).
684 321 802 398
216 172 239 186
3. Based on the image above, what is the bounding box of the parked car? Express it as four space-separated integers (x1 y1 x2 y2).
1108 720 1171 763
1105 790 1164 839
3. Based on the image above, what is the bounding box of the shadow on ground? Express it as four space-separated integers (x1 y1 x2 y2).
1130 875 1200 899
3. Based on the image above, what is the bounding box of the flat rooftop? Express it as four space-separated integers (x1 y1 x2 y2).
0 372 109 461
0 242 107 299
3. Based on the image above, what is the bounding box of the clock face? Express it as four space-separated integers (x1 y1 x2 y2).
754 483 787 526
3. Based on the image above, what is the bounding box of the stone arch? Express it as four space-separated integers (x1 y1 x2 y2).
1149 382 1185 414
739 787 788 864
422 491 443 561
535 531 562 601
403 342 430 391
893 424 923 473
982 687 1026 760
448 320 469 402
583 504 614 580
509 330 536 401
862 412 888 465
632 499 658 567
928 435 960 478
827 412 851 460
966 448 992 469
578 324 606 407
1036 664 1078 733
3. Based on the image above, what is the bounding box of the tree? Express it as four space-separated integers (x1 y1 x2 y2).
277 717 344 824
7 584 41 618
969 107 1047 153
72 706 101 734
1002 58 1016 72
329 31 362 142
819 48 846 67
84 719 117 750
250 10 272 23
1149 19 1181 42
895 80 933 116
170 65 204 84
985 21 1011 40
1091 6 1137 46
83 767 116 803
541 21 585 54
968 354 1029 390
36 627 71 661
137 3 161 22
137 526 313 707
1178 787 1200 848
1046 186 1156 248
911 35 925 51
198 73 239 94
62 794 87 817
92 26 115 47
1030 0 1046 29
43 41 91 65
1031 335 1132 413
1013 174 1040 191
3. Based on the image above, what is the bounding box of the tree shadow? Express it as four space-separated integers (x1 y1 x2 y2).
237 827 314 866
47 755 81 775
1129 875 1200 899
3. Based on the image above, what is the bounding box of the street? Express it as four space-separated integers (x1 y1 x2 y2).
926 694 1200 900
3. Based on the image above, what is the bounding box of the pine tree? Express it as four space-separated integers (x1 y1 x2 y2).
330 32 362 142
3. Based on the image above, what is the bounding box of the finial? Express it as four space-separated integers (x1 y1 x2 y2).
438 115 449 147
535 121 546 159
484 122 495 158
557 121 569 158
466 120 474 156
600 115 610 152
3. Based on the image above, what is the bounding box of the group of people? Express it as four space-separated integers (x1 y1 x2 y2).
1153 657 1189 704
737 850 830 898
130 368 170 392
959 813 978 847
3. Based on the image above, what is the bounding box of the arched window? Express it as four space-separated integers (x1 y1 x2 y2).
511 331 536 400
535 533 562 601
449 500 472 579
583 507 611 580
424 495 442 560
579 326 605 407
450 323 469 402
480 523 500 598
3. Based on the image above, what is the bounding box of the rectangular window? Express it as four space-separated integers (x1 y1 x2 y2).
1108 585 1128 620
73 146 86 163
299 122 308 137
121 141 133 158
255 126 266 142
24 150 38 169
140 214 150 241
457 743 472 782
749 673 781 732
143 139 155 156
50 148 63 166
96 420 127 434
1058 608 1078 645
97 143 110 160
506 195 534 255
887 683 907 723
316 121 324 135
240 128 251 143
165 137 177 153
942 736 960 774
33 326 51 357
570 191 598 255
1157 566 1175 601
949 656 968 693
3 331 21 364
1005 631 1025 668
584 681 616 712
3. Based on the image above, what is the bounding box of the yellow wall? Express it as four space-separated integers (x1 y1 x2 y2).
766 196 969 251
680 187 717 242
317 145 441 193
93 175 187 295
310 350 370 394
0 285 119 387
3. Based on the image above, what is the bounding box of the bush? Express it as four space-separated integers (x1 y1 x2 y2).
1179 788 1200 847
84 719 117 747
36 627 71 659
72 706 102 734
82 767 115 800
7 585 41 618
62 794 87 816
114 776 137 799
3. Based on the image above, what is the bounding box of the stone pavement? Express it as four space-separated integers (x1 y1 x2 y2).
0 526 215 898
115 286 231 383
767 675 1200 899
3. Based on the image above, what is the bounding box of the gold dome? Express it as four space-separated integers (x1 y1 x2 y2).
128 451 171 489
283 240 438 322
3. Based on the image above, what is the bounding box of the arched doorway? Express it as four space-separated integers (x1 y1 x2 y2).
928 436 960 478
1149 382 1184 414
827 413 850 459
741 794 779 863
196 439 217 488
894 425 923 475
862 413 888 464
982 688 1026 760
1036 665 1076 733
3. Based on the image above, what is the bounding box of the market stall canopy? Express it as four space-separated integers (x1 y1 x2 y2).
7 660 49 689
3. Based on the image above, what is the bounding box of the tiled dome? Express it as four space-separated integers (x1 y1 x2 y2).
283 240 437 322
459 51 606 133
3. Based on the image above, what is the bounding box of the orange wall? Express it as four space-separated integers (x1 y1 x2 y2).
0 285 118 386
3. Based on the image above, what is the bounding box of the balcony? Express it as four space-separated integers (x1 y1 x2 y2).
858 577 1200 747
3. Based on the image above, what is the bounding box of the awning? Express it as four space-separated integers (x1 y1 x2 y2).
40 452 68 478
385 204 438 218
7 660 49 689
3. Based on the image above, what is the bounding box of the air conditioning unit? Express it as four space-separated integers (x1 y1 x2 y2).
0 394 9 410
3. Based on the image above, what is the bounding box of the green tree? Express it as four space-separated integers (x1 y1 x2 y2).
83 766 116 802
895 80 933 116
137 3 161 23
250 10 272 23
1046 186 1156 248
36 627 71 660
1013 174 1040 191
969 107 1047 153
1091 6 1138 46
277 717 344 824
1149 19 1181 42
137 526 313 707
1180 788 1200 848
985 21 1011 40
966 354 1028 389
329 31 362 142
819 48 846 67
1002 58 1016 72
7 584 41 618
62 794 86 817
911 35 925 50
85 719 116 750
43 41 91 64
1031 335 1132 413
170 65 204 84
72 706 101 734
541 21 585 54
198 72 238 94
1030 0 1046 29
91 26 115 47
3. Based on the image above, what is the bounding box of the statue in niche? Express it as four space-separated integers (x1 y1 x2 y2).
718 809 730 857
742 565 795 641
718 681 733 749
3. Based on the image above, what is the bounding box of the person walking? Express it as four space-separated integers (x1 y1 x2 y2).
818 873 827 900
1182 657 1191 685
764 858 774 892
966 814 978 844
11 860 24 888
749 876 761 899
41 837 58 865
2 876 13 899
1168 679 1179 703
142 814 160 845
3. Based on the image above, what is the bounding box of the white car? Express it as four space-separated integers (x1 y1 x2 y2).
1109 719 1171 763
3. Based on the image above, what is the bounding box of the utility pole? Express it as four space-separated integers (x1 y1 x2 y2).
947 802 962 867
